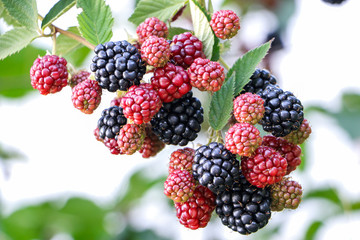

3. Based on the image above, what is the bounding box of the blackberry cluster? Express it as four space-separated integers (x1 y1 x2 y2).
90 41 146 92
216 173 272 235
242 69 277 94
97 106 127 139
192 142 240 194
258 85 304 137
151 91 203 146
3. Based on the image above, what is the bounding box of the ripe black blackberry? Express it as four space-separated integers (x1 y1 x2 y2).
97 106 127 139
242 69 277 94
322 0 346 4
90 41 146 92
258 85 304 137
151 91 203 146
192 142 240 194
215 173 272 235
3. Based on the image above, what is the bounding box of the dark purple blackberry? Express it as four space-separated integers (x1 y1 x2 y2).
90 41 146 92
242 69 277 94
150 91 203 146
322 0 346 4
192 142 240 194
97 106 127 139
258 85 304 137
215 173 272 235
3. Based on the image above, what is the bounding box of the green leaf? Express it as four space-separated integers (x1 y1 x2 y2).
0 45 45 98
0 27 39 60
129 0 187 25
304 188 343 210
350 201 360 211
209 74 235 130
208 0 214 14
304 221 323 240
56 26 83 56
77 0 114 46
226 39 272 95
189 0 215 60
168 27 191 39
0 1 22 27
65 46 91 67
0 0 38 30
41 0 75 30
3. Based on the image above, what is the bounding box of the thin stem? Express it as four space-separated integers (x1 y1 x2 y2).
54 26 95 50
219 57 230 71
52 29 57 55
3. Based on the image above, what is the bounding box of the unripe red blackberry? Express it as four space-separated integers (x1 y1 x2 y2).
241 146 287 188
151 62 192 103
110 95 122 107
69 70 90 88
187 58 225 92
282 118 312 145
30 55 68 95
136 17 169 44
169 147 195 173
192 142 240 194
117 123 145 155
138 127 165 158
71 79 102 114
271 177 302 211
262 135 302 175
141 36 170 68
170 32 205 69
104 137 122 155
90 41 146 92
175 185 216 230
225 123 262 157
210 10 240 39
233 92 265 125
164 169 196 203
94 127 102 142
120 83 162 125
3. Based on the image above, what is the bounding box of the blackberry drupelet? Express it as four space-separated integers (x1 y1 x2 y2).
151 91 203 146
192 142 240 194
242 69 277 94
97 106 127 139
215 173 272 235
258 85 304 137
90 41 146 92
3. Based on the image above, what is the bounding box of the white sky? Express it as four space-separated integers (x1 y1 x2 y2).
1 0 360 239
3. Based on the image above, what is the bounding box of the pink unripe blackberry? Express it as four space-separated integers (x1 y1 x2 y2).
225 122 262 157
69 70 90 88
164 169 196 203
282 118 312 145
141 36 170 68
117 123 145 155
30 55 68 95
233 92 265 125
138 127 165 158
136 17 168 44
71 79 102 114
168 147 195 173
187 58 225 92
210 10 240 39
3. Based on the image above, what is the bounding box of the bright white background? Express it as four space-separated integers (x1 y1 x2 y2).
1 0 360 239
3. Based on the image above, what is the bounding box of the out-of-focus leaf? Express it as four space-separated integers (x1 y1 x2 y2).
350 201 360 211
129 0 187 26
0 143 24 162
304 188 343 210
298 142 307 172
168 27 191 39
118 227 170 240
0 0 38 30
0 1 22 27
0 45 46 98
116 168 166 211
304 220 323 240
41 0 75 30
64 46 91 68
